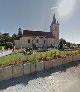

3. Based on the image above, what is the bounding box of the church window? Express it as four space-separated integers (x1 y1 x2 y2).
44 40 45 44
37 39 39 43
28 39 30 43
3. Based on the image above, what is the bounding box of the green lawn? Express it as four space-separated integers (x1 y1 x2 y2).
0 49 80 67
0 46 5 50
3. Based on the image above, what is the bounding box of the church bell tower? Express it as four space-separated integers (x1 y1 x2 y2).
50 13 59 46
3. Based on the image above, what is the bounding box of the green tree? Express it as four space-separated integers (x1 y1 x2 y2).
2 33 11 44
59 38 66 50
12 33 17 42
66 42 71 48
0 32 2 37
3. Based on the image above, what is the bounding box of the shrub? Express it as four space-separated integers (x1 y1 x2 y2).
46 57 53 61
77 49 80 54
42 53 47 60
5 42 13 49
37 53 43 61
0 46 5 50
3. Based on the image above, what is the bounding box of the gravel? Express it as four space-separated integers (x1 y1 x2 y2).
0 61 80 92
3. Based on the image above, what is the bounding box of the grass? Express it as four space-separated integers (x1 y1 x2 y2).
0 46 5 50
0 49 80 67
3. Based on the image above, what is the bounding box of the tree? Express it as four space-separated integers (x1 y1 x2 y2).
12 33 16 39
0 32 3 44
59 38 66 50
0 32 2 37
2 33 11 44
17 28 22 36
10 33 17 44
66 42 71 48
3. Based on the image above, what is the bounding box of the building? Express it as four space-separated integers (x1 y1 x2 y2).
14 14 59 49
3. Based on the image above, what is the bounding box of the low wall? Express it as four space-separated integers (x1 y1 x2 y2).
0 66 12 81
52 58 63 67
30 63 36 73
12 64 24 78
62 56 72 65
24 63 30 75
0 54 80 81
44 60 53 69
72 55 80 62
36 61 44 72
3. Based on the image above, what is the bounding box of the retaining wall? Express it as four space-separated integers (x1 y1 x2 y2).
12 64 24 78
24 63 30 75
30 63 36 73
0 66 12 81
44 60 53 69
0 54 80 81
52 58 63 67
36 61 44 72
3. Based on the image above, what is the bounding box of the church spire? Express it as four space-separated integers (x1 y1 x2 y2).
51 13 56 25
57 20 59 25
53 13 55 19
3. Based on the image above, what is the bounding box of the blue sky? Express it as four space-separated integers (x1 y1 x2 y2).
0 0 80 43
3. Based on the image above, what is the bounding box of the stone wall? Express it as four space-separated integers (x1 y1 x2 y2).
44 60 52 69
0 54 80 81
12 64 24 78
52 58 63 67
36 61 44 72
0 66 12 81
30 63 36 73
24 63 30 75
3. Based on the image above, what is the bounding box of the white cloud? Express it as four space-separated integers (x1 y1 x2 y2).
58 0 76 18
50 7 58 10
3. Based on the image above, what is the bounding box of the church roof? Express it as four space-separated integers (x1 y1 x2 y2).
23 30 54 38
15 30 54 40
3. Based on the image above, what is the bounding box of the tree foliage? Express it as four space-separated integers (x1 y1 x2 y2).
59 38 66 50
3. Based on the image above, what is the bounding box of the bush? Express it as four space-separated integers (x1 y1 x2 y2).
5 42 13 49
37 48 45 52
37 53 43 61
42 53 47 60
0 46 5 50
78 49 80 54
46 57 53 61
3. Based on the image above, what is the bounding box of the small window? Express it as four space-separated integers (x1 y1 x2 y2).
28 39 30 43
37 39 39 43
44 40 45 44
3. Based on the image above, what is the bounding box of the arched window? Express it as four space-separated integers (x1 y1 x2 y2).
44 40 45 44
28 39 30 43
37 39 39 43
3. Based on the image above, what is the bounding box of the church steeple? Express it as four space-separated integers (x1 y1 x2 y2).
51 13 56 25
57 20 59 25
53 13 55 19
50 13 59 46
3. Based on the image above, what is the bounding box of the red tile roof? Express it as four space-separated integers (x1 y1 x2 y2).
23 30 54 38
15 30 55 40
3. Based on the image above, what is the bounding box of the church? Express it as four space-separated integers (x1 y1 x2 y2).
14 14 59 49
